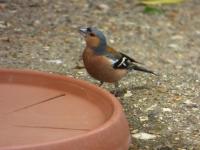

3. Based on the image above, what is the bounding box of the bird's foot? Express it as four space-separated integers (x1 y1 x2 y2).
110 82 122 97
98 81 104 87
111 87 128 97
111 89 121 97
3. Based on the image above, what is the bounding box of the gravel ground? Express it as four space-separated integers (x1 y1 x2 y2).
0 0 200 149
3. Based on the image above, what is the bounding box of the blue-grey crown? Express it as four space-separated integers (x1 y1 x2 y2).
87 27 107 54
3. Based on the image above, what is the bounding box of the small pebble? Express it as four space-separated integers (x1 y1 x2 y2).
183 100 198 108
146 104 157 111
96 3 110 12
124 90 132 97
109 39 115 44
0 21 7 28
132 132 157 140
195 30 200 35
157 85 168 93
171 35 183 40
162 108 172 112
46 59 62 64
168 43 179 49
131 129 138 134
76 71 84 75
33 20 41 26
139 116 149 122
43 46 50 51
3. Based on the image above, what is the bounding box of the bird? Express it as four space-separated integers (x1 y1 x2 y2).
79 27 157 93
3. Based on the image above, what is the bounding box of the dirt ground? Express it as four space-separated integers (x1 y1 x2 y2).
0 0 200 149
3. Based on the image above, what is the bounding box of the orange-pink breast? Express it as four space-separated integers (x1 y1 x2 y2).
82 48 127 83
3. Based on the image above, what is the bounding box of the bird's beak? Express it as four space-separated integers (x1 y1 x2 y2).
79 27 87 37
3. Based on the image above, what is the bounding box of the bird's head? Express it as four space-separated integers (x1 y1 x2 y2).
79 27 107 54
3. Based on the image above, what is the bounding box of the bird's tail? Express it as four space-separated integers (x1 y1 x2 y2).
128 63 158 76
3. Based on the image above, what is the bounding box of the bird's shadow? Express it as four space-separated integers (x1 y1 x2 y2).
131 85 151 91
111 85 153 97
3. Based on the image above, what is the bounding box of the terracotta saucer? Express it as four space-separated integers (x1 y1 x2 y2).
0 69 131 150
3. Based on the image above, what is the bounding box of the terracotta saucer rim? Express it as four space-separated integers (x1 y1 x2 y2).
0 68 124 150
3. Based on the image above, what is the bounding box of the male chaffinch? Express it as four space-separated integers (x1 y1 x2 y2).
79 27 157 91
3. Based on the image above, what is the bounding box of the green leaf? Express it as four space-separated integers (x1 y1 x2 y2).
143 6 163 14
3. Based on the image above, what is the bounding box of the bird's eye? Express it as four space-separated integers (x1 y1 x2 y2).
87 27 92 32
89 33 95 36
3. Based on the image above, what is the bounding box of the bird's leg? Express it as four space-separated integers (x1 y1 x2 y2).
99 81 104 87
114 82 120 96
114 82 119 89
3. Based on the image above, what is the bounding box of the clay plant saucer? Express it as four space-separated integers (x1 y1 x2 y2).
0 69 131 150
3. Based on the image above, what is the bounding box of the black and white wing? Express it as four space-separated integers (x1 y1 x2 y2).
111 53 158 75
112 54 131 69
112 53 141 69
